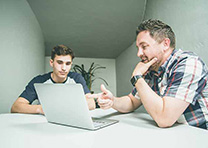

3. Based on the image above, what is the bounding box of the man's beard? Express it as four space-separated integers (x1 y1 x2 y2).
149 61 159 71
140 55 159 71
143 58 159 71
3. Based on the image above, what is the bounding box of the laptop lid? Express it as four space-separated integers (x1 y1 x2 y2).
34 83 95 130
34 83 118 130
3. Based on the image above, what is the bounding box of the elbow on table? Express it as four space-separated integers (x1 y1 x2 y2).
11 102 20 113
115 107 135 114
119 110 133 114
155 118 175 128
10 104 16 113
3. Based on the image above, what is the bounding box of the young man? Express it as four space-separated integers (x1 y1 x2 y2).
91 19 208 130
11 45 95 114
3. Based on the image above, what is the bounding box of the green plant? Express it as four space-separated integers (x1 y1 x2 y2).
72 62 108 91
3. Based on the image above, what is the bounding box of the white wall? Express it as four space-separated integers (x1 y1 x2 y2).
45 57 117 96
116 0 208 96
0 0 45 113
116 42 138 96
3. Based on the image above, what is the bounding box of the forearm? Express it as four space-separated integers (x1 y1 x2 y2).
135 78 190 127
112 95 141 113
11 101 43 114
131 58 190 127
135 78 164 123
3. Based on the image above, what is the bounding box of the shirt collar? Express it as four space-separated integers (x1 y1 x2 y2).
50 72 68 83
159 49 178 74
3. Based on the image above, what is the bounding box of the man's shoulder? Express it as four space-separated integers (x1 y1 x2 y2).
175 49 199 60
67 72 82 78
168 49 202 66
67 72 86 84
167 49 207 73
31 72 52 83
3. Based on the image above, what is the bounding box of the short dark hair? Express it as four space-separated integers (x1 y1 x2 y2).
136 19 176 49
51 45 75 60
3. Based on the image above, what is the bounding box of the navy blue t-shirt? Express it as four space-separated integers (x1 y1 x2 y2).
19 72 90 104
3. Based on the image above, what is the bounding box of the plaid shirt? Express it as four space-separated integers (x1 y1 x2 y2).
132 49 208 129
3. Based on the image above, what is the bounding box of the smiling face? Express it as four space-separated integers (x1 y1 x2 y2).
136 30 169 71
50 55 72 83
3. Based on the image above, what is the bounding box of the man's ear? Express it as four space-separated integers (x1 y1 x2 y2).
49 59 53 67
163 38 171 52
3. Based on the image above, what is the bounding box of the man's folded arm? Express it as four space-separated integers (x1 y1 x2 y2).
11 97 43 114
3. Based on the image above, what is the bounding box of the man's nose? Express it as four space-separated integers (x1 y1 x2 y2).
137 48 143 57
62 64 66 71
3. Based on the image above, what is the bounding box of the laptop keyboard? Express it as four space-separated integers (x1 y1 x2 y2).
93 119 114 128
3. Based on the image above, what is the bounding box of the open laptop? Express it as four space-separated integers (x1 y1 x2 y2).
34 83 118 130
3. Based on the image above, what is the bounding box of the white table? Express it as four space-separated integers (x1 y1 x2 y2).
0 107 207 148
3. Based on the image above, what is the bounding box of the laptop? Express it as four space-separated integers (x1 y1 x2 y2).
34 83 118 130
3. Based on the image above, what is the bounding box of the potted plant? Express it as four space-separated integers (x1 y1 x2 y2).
72 62 108 92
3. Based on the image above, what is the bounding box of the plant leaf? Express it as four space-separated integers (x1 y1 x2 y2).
93 77 108 86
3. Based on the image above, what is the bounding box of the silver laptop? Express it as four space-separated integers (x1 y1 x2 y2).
34 83 118 130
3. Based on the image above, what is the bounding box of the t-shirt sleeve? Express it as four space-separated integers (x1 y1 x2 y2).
19 77 39 104
73 73 90 94
163 57 207 105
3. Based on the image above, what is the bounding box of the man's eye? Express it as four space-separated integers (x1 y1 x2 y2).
66 62 72 65
57 61 63 64
142 46 146 49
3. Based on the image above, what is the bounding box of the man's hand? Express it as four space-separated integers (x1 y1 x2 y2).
87 84 114 109
85 93 96 110
36 105 44 114
132 57 158 76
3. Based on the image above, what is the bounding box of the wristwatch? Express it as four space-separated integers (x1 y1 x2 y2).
130 75 143 86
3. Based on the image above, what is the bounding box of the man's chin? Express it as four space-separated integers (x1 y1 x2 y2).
59 74 67 79
149 64 159 71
